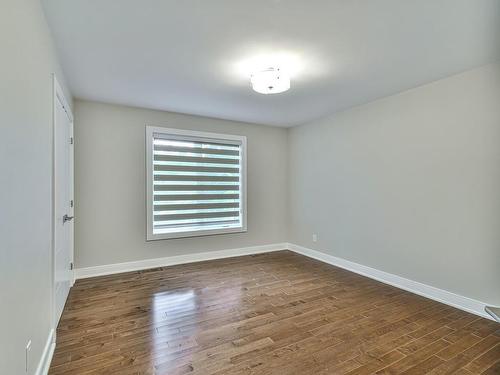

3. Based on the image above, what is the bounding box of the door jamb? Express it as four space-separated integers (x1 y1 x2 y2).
52 75 74 338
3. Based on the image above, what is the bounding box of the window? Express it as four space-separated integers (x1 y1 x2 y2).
146 126 247 240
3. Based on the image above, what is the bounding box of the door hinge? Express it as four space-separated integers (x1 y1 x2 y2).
70 262 74 270
70 200 74 208
70 137 74 145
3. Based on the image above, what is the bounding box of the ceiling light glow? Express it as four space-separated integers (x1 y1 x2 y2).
250 67 290 94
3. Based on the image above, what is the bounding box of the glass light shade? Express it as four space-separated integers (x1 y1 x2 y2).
250 68 290 94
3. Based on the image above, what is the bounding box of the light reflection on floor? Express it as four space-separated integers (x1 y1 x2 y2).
147 282 245 371
150 290 197 367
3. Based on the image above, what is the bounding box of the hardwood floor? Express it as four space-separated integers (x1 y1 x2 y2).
49 251 499 374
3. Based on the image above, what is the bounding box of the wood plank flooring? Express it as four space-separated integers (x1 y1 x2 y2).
49 251 499 374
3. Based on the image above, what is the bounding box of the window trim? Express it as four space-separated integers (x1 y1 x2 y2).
146 125 247 241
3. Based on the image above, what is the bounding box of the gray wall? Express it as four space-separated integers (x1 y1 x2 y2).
0 0 71 373
288 64 500 305
74 100 288 268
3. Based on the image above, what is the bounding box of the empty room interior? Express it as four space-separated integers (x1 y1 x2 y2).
2 1 500 374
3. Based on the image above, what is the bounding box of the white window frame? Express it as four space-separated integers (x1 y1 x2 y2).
146 126 247 240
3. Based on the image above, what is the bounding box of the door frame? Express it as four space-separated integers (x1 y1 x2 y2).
52 75 74 333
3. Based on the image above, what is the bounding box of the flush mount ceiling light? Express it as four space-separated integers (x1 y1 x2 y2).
250 67 290 94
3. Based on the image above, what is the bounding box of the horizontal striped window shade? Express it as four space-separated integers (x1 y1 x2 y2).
146 127 247 240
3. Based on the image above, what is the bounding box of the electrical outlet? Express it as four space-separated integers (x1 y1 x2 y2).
25 340 31 372
312 233 318 242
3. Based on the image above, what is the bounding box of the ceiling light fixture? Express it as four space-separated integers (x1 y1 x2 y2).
250 67 290 94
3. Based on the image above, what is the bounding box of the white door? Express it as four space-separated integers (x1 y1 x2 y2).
54 77 74 325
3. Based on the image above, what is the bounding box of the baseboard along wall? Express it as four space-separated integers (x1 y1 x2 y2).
35 329 55 375
287 243 492 321
73 242 493 321
75 243 288 279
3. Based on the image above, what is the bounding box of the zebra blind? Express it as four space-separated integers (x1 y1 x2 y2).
147 127 246 240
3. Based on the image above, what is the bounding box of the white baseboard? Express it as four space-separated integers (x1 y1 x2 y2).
75 243 288 279
74 241 492 321
287 243 492 321
35 329 55 375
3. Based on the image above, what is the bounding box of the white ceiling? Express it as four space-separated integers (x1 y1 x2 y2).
42 0 500 127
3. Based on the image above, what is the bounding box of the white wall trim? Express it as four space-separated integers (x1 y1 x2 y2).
74 241 492 321
75 243 287 279
52 74 75 329
287 243 492 321
35 329 55 375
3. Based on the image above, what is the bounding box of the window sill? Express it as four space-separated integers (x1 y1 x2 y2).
146 225 247 241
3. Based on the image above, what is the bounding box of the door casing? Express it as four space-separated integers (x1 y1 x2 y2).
52 75 74 334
